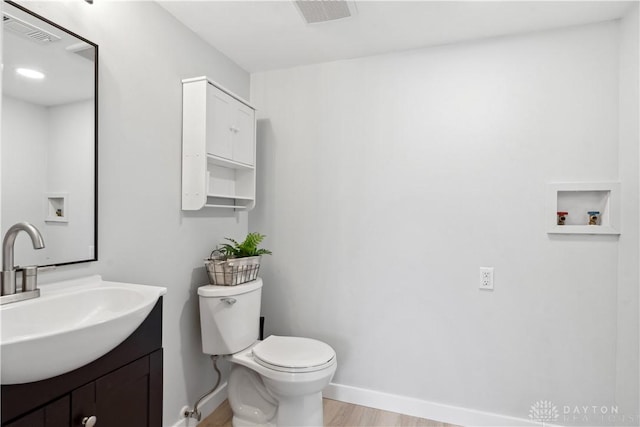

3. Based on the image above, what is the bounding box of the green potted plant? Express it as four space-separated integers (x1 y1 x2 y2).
205 232 271 286
218 232 273 259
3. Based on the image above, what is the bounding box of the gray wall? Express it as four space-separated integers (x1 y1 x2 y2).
250 16 639 424
2 96 48 264
2 98 95 265
616 4 640 420
4 1 250 424
2 2 638 426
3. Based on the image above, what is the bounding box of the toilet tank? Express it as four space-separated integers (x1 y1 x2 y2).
198 278 263 355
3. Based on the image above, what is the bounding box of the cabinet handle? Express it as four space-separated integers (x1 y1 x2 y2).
82 416 97 427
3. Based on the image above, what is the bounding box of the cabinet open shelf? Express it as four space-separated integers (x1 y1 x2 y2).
204 204 251 209
207 193 254 200
207 154 254 170
204 195 254 210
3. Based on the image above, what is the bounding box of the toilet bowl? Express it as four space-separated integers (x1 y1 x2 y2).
198 279 337 427
228 336 336 426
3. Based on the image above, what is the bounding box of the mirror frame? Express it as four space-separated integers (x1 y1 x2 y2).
4 0 98 267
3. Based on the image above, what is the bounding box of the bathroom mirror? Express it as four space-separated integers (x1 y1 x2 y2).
1 0 98 267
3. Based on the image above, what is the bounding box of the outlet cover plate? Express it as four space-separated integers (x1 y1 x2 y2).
480 267 494 290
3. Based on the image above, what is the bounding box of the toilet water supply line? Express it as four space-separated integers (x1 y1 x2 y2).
184 355 221 421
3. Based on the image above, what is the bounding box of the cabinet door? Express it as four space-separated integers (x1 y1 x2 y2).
71 354 161 427
232 102 255 165
4 396 70 427
95 356 150 427
71 383 96 427
206 85 234 160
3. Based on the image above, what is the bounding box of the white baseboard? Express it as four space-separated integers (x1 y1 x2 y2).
169 380 556 427
324 382 553 427
170 382 228 427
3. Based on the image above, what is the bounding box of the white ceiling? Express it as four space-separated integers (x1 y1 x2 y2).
3 2 95 106
158 1 635 73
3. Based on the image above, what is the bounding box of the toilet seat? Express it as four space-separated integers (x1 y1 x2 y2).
252 336 336 373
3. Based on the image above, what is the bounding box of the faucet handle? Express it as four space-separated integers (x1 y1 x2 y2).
1 270 16 296
21 266 38 292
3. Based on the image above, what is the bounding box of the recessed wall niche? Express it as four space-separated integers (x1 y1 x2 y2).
547 182 620 235
45 193 68 223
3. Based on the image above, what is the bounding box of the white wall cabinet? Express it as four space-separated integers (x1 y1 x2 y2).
182 77 256 210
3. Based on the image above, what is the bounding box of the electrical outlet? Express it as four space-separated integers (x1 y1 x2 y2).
479 267 494 290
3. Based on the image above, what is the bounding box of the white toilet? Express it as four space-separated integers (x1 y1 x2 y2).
198 278 337 427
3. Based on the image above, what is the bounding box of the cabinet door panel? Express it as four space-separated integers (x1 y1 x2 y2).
71 382 96 427
97 375 149 427
148 350 163 427
206 86 233 160
232 104 255 165
5 395 69 427
45 396 70 427
95 356 150 427
70 357 151 427
4 409 44 427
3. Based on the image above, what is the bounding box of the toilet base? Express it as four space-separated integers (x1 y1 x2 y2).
231 393 324 427
232 415 276 427
227 364 277 426
272 392 324 427
227 364 326 427
226 339 336 427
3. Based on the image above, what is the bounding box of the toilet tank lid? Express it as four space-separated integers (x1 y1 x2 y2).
198 278 262 297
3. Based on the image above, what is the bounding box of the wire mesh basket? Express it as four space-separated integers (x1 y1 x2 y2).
204 253 261 286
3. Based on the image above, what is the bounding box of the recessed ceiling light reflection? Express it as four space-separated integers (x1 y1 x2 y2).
16 68 45 79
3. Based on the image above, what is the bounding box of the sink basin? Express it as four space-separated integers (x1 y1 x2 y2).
0 275 167 385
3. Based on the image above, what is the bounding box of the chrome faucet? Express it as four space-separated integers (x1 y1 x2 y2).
1 222 45 305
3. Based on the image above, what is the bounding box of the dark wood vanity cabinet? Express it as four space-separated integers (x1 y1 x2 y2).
2 396 70 427
68 350 162 427
1 299 163 427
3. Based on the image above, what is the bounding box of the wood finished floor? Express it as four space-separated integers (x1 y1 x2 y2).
198 399 459 427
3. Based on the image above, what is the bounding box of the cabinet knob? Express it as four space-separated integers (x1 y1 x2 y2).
82 416 97 427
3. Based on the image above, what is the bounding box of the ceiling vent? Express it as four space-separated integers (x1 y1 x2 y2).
294 0 357 24
3 12 61 43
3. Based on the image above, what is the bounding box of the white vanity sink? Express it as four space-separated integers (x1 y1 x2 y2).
0 275 167 385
